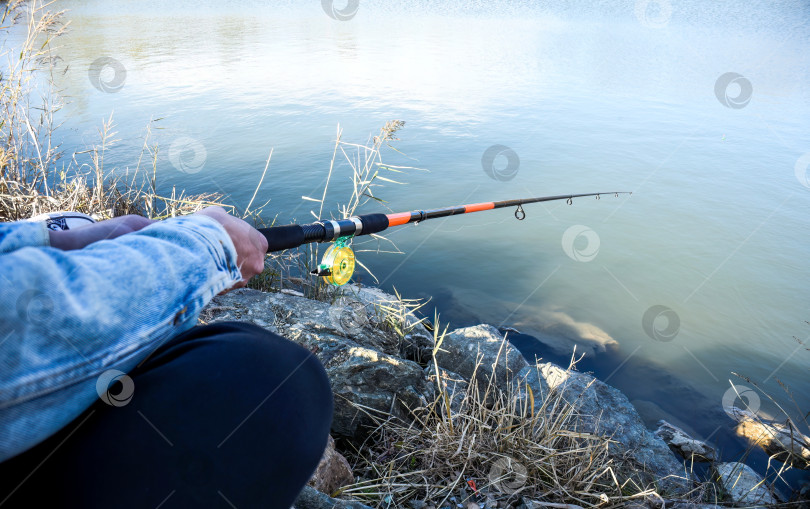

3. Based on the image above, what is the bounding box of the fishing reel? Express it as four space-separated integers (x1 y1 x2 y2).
310 236 355 286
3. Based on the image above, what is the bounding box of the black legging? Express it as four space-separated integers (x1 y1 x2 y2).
0 321 333 508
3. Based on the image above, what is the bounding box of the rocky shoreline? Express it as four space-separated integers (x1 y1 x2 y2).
201 286 806 508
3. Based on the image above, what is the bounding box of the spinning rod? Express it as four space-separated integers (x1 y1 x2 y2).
258 191 631 286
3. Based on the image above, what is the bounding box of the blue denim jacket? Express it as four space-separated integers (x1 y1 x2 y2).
0 216 241 462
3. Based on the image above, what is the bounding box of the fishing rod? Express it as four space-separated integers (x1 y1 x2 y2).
258 191 631 286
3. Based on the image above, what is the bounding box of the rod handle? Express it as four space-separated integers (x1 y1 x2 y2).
258 224 305 253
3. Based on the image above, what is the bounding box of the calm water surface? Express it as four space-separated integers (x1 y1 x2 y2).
45 0 810 481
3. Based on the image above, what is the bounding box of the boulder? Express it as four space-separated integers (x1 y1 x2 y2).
729 407 810 470
308 435 354 497
529 363 691 495
202 287 401 356
712 462 778 506
325 344 429 438
654 421 717 462
433 324 529 394
424 363 469 414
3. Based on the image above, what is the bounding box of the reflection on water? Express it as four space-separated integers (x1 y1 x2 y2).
39 0 810 484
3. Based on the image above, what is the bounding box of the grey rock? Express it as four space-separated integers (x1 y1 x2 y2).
531 363 691 495
326 344 429 437
203 288 400 356
294 485 372 509
433 324 529 393
424 362 469 413
655 420 717 462
712 462 778 506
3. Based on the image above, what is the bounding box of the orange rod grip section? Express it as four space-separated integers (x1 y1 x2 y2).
464 202 495 213
387 212 412 226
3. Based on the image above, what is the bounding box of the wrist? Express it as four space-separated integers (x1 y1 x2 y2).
48 230 77 250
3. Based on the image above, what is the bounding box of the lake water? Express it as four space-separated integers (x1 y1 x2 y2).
41 0 810 484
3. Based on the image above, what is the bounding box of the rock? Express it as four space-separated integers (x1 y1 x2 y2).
294 485 372 509
202 288 401 356
654 421 717 462
308 435 354 497
401 331 434 364
729 407 810 470
326 344 429 438
530 363 691 495
712 462 778 506
424 363 469 414
433 324 529 394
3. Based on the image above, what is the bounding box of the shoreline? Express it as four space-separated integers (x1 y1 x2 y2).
202 284 808 507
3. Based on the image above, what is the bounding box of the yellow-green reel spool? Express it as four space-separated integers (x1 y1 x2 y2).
319 243 355 286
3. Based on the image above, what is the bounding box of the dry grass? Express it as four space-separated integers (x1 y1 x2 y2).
334 317 650 508
0 1 227 223
252 121 424 301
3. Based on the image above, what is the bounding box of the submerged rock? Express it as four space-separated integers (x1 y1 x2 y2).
654 420 717 462
729 407 810 470
712 462 778 506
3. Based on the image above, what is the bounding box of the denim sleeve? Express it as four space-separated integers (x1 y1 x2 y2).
0 220 51 253
0 215 243 462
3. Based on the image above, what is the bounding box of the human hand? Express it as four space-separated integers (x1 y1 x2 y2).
48 215 156 251
194 206 268 290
